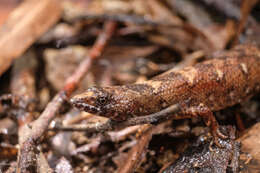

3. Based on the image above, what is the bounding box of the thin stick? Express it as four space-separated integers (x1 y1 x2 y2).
117 125 154 173
51 104 180 132
68 13 183 27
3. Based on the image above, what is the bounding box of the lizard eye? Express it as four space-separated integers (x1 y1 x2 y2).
97 96 108 106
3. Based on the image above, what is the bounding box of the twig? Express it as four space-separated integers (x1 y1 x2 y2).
63 21 117 96
117 125 154 173
60 125 140 156
107 125 141 142
51 104 180 132
36 152 54 173
6 49 40 172
69 13 182 28
16 21 117 173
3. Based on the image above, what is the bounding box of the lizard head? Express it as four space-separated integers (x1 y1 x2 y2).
70 86 139 121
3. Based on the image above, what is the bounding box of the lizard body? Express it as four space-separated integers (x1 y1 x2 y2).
71 45 260 123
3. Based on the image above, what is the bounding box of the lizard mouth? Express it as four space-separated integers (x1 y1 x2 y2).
70 98 101 114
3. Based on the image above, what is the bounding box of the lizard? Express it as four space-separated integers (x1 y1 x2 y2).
70 44 260 140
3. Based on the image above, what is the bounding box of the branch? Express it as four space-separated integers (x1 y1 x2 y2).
117 125 154 173
51 104 180 132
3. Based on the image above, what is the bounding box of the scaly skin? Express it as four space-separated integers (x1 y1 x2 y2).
70 45 260 123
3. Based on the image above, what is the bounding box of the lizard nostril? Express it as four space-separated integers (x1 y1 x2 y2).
70 97 77 105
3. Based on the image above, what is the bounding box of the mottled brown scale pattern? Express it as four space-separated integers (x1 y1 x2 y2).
71 45 260 121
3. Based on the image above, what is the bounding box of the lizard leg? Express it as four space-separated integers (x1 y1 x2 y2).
197 106 229 147
184 104 228 146
200 108 228 140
